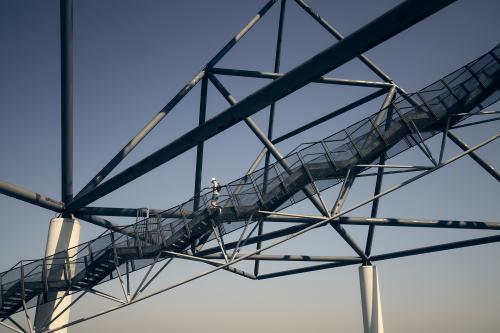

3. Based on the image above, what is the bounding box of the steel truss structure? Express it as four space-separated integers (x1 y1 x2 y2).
0 0 499 332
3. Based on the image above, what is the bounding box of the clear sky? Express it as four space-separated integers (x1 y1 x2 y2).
0 0 499 332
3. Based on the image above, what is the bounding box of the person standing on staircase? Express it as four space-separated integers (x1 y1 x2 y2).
210 177 222 215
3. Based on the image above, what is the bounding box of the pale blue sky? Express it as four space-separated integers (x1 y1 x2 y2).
0 0 499 332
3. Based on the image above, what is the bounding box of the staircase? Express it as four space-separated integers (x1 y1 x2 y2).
1 43 499 319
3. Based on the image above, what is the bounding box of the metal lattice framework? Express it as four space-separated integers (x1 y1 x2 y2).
1 0 499 332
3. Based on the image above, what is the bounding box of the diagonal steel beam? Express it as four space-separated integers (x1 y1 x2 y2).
72 0 278 201
447 131 500 181
208 74 330 216
294 0 394 83
257 233 500 280
365 86 397 255
263 215 500 230
74 214 132 236
272 88 388 144
0 180 64 212
76 207 164 217
66 0 456 211
0 320 24 333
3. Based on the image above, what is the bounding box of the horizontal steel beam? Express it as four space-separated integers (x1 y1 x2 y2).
258 233 500 280
209 67 392 88
257 259 362 279
199 213 500 259
264 216 500 230
66 0 455 211
196 223 314 256
371 233 500 261
77 207 165 217
200 253 360 262
343 216 500 230
0 180 64 212
164 251 256 280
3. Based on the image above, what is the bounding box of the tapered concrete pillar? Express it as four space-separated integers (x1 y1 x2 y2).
359 265 384 333
34 218 80 333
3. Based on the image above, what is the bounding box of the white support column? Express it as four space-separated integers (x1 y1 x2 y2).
358 265 384 333
34 218 80 333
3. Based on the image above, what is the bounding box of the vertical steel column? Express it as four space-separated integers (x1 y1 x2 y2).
36 4 79 330
263 0 287 189
193 76 208 211
365 88 396 256
256 0 287 277
61 0 73 207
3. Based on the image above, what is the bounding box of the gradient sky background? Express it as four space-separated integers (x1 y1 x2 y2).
0 0 499 332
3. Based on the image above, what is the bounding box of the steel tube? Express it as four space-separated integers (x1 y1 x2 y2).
72 1 279 202
257 0 287 277
272 89 387 144
264 216 500 230
447 131 500 181
209 67 392 88
201 254 360 262
257 260 362 280
76 207 164 217
263 206 500 229
0 180 64 212
196 223 313 256
193 76 208 211
450 116 500 129
72 69 206 201
207 0 278 67
60 0 73 206
294 0 393 83
342 216 500 230
371 233 500 261
256 233 500 280
74 214 131 235
164 251 256 280
366 88 396 255
66 0 456 211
